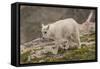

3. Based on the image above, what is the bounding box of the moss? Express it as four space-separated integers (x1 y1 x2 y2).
20 33 96 64
20 50 31 64
44 56 65 62
63 45 95 61
80 36 88 42
21 45 95 63
58 48 66 54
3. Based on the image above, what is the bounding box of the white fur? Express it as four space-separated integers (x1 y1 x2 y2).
79 11 95 35
41 18 81 54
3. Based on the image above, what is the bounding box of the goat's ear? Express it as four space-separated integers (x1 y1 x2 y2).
42 24 44 27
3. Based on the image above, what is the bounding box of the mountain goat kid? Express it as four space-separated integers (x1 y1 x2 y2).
41 18 81 54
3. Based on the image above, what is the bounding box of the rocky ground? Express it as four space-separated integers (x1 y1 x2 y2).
20 32 96 64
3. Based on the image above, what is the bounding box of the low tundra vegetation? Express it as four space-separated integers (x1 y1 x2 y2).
20 33 96 64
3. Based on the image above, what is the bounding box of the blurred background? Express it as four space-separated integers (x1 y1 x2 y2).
20 5 95 44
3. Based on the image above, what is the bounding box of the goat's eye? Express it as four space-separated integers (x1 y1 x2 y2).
44 32 47 34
